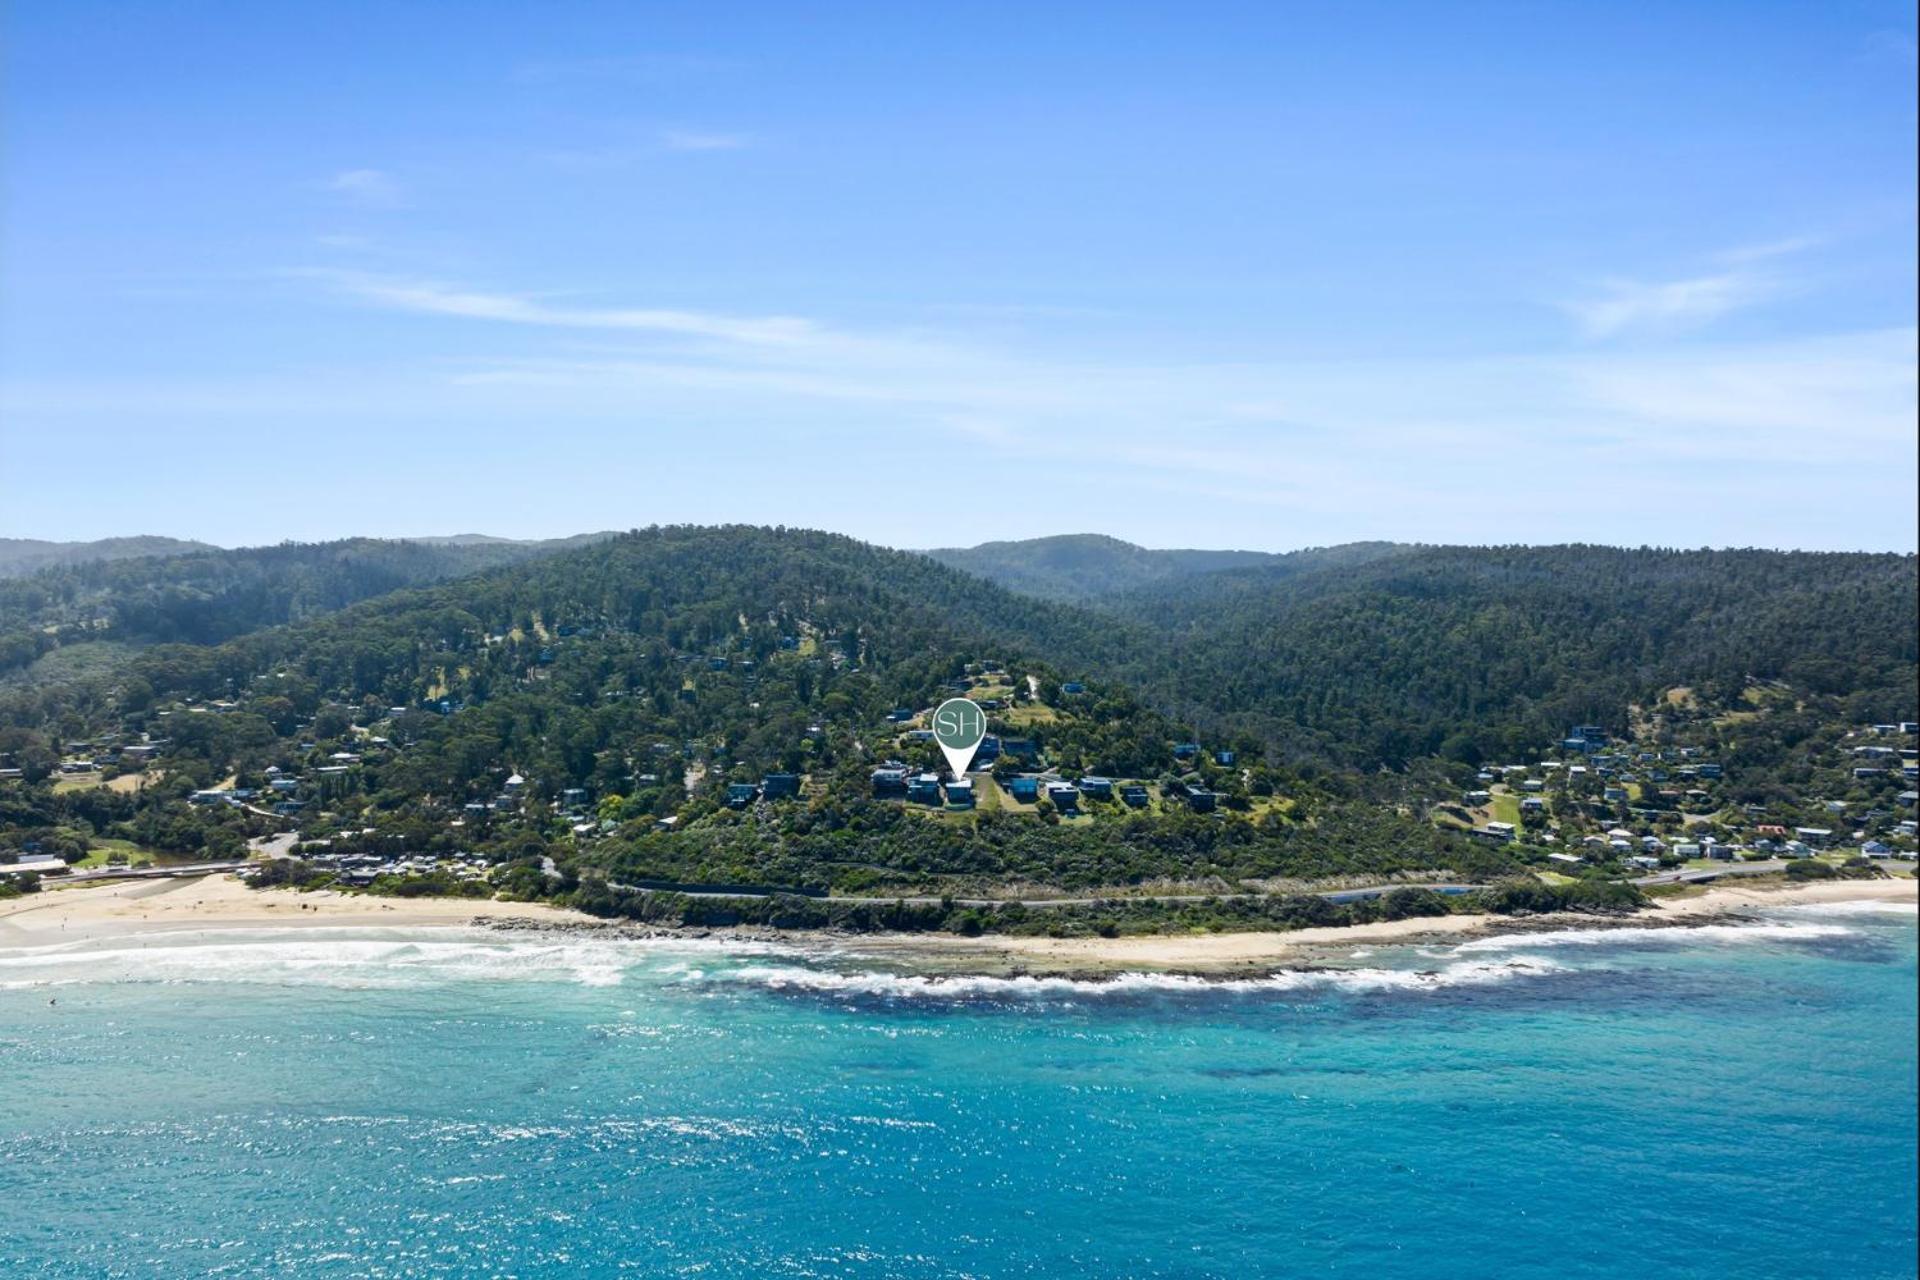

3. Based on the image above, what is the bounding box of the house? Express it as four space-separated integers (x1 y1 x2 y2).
1547 852 1584 866
1121 785 1150 808
1861 840 1894 858
1673 842 1703 858
1472 822 1516 843
762 773 801 800
0 854 69 878
1464 790 1492 806
1520 796 1546 812
1215 750 1237 767
1060 681 1087 695
886 708 915 723
907 774 944 804
1045 782 1080 812
270 777 300 793
1173 743 1200 762
1185 788 1217 813
871 766 909 798
1795 827 1834 846
1697 763 1722 779
975 735 1002 763
1521 779 1544 793
1008 777 1040 802
1077 776 1114 799
1603 787 1627 802
944 778 974 807
999 738 1038 760
1563 725 1607 753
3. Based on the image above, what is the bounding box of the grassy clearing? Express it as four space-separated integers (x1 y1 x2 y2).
70 837 183 870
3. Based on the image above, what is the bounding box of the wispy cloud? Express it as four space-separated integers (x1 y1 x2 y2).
321 169 406 209
1562 239 1816 339
296 269 821 346
280 268 1911 475
660 129 750 152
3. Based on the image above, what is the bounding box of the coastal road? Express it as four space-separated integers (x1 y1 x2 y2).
55 860 251 885
1632 860 1788 887
604 881 1482 910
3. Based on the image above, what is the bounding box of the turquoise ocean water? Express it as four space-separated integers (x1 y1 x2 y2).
0 903 1913 1279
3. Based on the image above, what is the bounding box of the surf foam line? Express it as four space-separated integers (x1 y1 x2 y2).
0 929 798 989
678 956 1565 1000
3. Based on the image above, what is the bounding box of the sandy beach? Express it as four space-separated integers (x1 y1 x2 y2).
2 871 1910 973
0 874 580 949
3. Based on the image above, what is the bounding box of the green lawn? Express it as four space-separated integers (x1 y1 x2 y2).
71 837 183 870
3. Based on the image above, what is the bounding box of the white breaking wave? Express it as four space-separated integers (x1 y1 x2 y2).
1455 920 1858 953
0 927 798 990
679 956 1565 1000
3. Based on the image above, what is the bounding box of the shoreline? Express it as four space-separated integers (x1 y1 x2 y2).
1 873 1911 975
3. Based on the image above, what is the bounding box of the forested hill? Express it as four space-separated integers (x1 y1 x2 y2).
132 526 1145 713
923 534 1289 603
4 529 1913 778
0 535 615 682
1102 545 1920 766
0 536 218 578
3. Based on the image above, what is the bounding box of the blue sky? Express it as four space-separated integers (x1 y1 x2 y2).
3 2 1915 551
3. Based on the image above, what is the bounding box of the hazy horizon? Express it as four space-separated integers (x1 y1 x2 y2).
4 3 1916 551
4 526 1915 559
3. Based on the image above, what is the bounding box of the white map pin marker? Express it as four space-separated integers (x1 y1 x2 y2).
932 697 987 778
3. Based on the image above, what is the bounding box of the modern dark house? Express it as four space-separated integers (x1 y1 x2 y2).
1077 776 1114 799
725 783 759 809
907 773 944 805
871 766 909 798
1121 785 1150 808
762 773 801 799
1008 777 1040 802
1046 782 1081 812
1186 788 1217 813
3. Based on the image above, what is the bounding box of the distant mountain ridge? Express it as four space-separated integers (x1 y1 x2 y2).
0 531 620 578
924 534 1407 604
0 536 218 577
